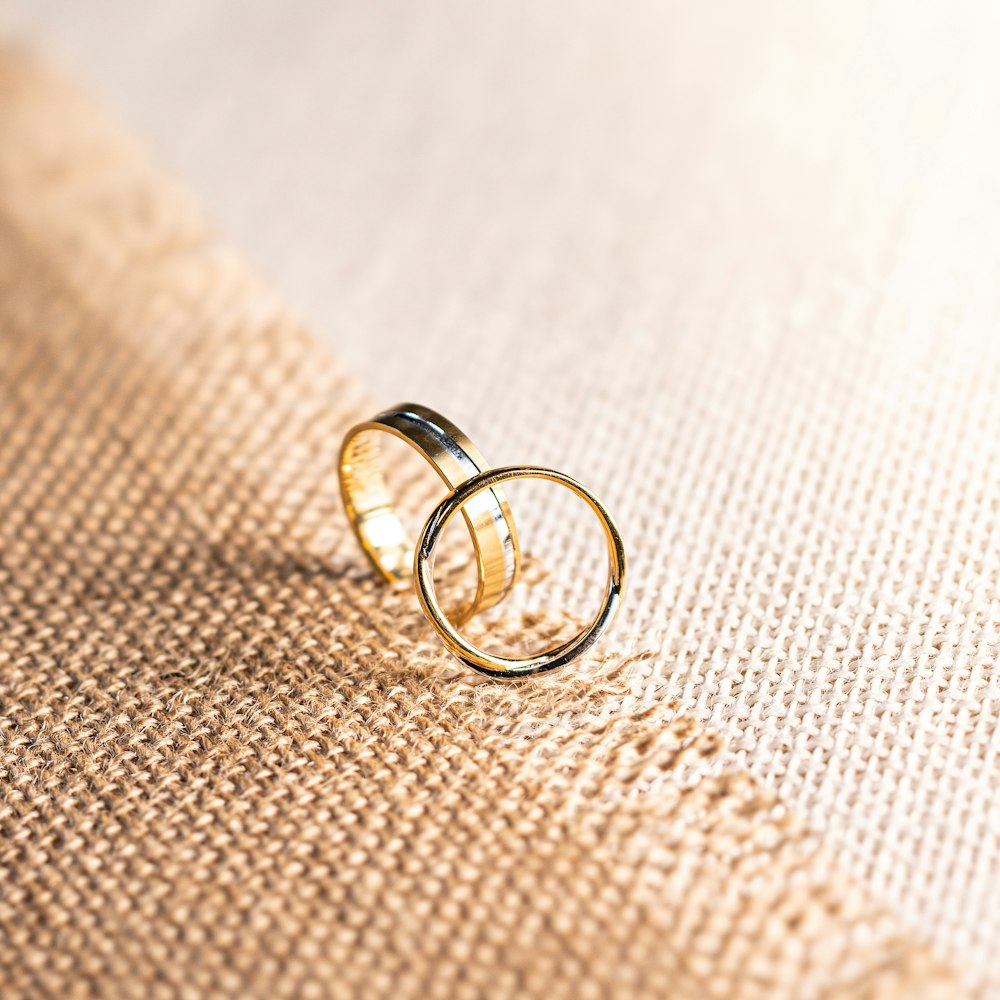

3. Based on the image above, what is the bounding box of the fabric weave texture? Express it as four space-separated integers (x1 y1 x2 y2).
0 38 995 1000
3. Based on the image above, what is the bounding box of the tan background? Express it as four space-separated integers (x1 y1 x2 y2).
4 1 1000 996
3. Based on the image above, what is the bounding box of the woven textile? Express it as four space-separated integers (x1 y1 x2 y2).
0 30 994 1000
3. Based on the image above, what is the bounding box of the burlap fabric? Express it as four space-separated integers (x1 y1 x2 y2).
1 11 998 997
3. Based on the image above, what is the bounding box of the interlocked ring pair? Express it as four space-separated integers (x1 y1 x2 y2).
339 403 626 678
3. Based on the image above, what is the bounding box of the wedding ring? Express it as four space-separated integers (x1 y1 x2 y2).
414 466 626 678
339 403 520 624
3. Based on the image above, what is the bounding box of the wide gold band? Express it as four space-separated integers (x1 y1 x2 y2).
338 403 520 624
414 466 626 678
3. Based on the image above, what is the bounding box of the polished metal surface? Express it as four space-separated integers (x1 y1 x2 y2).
339 403 520 624
414 466 626 678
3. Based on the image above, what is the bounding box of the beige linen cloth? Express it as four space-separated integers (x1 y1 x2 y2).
3 2 1000 997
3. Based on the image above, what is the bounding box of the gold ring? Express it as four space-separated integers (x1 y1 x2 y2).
339 403 521 624
414 466 626 678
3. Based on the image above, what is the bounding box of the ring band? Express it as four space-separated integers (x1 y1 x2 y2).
339 403 521 623
414 466 626 678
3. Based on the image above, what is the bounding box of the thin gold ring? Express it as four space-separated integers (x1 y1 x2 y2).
339 403 520 624
414 466 626 678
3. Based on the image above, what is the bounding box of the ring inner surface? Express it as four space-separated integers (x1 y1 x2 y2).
341 427 414 581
